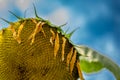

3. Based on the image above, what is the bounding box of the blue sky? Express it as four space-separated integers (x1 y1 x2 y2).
0 0 120 80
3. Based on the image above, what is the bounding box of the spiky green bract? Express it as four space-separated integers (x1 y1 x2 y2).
74 45 120 80
0 18 13 24
8 10 23 20
57 23 67 34
33 3 43 20
64 27 79 39
40 19 72 40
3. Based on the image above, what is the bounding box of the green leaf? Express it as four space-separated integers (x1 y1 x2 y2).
80 59 103 73
74 45 120 80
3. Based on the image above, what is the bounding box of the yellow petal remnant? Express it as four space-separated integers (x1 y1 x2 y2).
50 28 55 45
76 60 84 80
70 50 76 74
0 29 4 35
0 30 4 42
9 21 26 44
29 21 42 45
0 35 2 42
31 18 37 24
40 23 46 37
54 33 59 58
29 21 46 45
9 25 17 40
66 47 73 69
61 37 66 61
16 21 26 44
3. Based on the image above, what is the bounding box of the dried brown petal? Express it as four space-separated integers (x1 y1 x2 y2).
16 21 26 44
29 21 42 45
50 28 55 45
66 47 73 68
61 37 66 61
54 33 59 58
76 60 84 80
70 50 77 74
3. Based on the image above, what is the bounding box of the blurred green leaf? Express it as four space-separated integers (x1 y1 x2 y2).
80 59 103 73
74 45 120 80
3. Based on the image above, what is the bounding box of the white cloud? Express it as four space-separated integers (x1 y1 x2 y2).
105 40 115 53
15 0 34 12
47 7 70 25
98 3 110 16
71 15 87 28
87 3 110 21
0 0 9 10
93 34 117 56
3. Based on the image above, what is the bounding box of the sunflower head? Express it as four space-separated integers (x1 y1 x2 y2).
0 6 82 80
